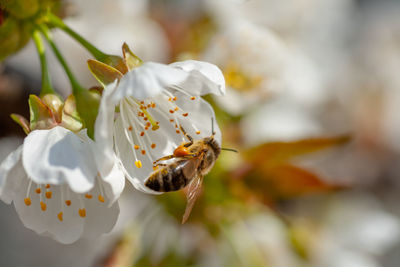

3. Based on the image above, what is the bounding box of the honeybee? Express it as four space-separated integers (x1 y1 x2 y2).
145 119 226 223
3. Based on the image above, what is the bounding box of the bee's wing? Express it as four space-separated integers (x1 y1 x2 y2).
182 173 204 224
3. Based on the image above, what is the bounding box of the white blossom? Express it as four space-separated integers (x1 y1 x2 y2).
0 126 125 244
95 60 225 193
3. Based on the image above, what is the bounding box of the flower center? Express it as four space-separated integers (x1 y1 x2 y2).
223 62 262 92
119 90 202 169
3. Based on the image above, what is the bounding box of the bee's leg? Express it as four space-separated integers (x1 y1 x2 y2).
180 126 194 147
152 163 168 168
153 154 175 164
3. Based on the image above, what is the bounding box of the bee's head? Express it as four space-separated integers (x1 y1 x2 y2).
204 136 221 157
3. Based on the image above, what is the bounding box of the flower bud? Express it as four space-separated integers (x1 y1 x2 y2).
1 0 40 19
41 93 64 123
28 94 57 130
0 16 30 61
60 95 83 132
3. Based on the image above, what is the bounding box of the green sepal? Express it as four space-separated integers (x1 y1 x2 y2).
10 113 30 134
88 59 122 87
74 89 101 139
61 95 83 132
28 94 57 130
122 42 142 70
102 55 128 74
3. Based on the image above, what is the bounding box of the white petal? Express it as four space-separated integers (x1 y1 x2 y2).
94 81 119 177
114 117 159 194
170 60 226 96
13 178 85 244
117 62 189 101
22 127 97 193
100 160 125 205
0 145 24 204
81 183 120 239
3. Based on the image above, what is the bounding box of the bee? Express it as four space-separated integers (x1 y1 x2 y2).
145 118 235 223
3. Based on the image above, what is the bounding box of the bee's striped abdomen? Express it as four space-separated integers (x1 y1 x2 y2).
145 162 190 192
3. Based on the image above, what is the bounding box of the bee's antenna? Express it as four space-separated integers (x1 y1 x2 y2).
211 117 215 136
221 148 238 153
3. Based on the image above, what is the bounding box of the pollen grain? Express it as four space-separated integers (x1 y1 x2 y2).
24 198 31 206
78 208 86 218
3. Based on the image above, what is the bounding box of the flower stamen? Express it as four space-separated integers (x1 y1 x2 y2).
45 191 52 199
24 198 31 206
78 195 86 218
25 179 33 205
40 201 47 211
97 175 106 203
135 160 142 168
78 209 86 217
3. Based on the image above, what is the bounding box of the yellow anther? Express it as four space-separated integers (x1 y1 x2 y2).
153 166 159 171
40 201 47 211
85 194 93 199
57 212 63 222
151 143 156 149
135 160 142 168
45 184 50 189
152 125 159 131
196 131 201 135
78 209 86 218
174 107 179 111
35 188 41 194
190 96 196 100
98 195 105 203
65 200 71 206
24 198 31 206
134 145 140 150
45 191 52 199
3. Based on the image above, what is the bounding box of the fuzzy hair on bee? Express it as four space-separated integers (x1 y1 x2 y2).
145 137 220 192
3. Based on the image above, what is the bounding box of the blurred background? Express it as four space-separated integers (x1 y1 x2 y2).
1 0 400 266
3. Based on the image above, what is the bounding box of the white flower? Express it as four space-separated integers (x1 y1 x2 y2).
95 60 225 193
202 21 322 115
0 126 125 244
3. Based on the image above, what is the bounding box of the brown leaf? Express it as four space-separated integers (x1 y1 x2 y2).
231 163 343 205
243 135 350 168
264 164 342 199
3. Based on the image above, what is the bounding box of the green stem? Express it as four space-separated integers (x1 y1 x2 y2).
39 25 84 94
31 29 54 96
46 13 108 62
